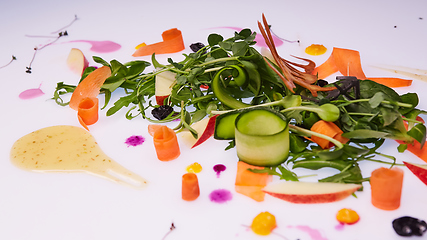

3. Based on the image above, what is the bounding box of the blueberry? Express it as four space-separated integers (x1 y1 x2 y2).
392 216 427 237
151 105 174 120
190 42 205 53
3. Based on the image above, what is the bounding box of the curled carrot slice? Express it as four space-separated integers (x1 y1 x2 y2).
153 125 180 161
312 47 412 88
370 167 404 210
69 66 111 110
310 120 349 149
148 124 163 136
132 28 185 57
182 173 200 201
77 97 99 130
235 161 272 202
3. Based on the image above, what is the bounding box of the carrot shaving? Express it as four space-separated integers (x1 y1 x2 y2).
153 125 180 161
182 173 200 201
312 47 412 88
148 124 163 136
370 167 404 210
310 120 349 149
77 97 99 130
69 66 111 110
235 161 272 202
132 28 185 57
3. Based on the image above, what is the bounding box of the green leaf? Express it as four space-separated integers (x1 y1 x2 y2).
369 92 384 108
92 56 110 66
208 33 223 46
407 123 426 147
106 91 137 116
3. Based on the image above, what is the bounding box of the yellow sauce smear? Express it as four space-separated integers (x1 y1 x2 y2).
10 125 148 189
305 44 327 56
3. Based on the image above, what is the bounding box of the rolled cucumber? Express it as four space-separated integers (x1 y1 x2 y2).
234 107 290 166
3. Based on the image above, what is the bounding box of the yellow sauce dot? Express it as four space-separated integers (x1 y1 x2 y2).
135 42 147 49
186 162 202 173
251 212 277 235
305 44 327 56
336 208 360 224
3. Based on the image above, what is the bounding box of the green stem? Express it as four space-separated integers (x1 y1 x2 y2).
336 99 413 108
195 56 239 68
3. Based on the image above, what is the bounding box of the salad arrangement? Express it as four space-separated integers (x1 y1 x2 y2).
52 15 427 190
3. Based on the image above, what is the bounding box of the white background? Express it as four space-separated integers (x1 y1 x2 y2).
1 0 427 239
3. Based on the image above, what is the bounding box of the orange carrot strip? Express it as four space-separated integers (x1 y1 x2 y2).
182 173 200 201
332 47 366 79
311 51 338 79
69 66 111 110
77 97 99 126
153 125 180 161
367 77 412 88
397 139 427 164
132 28 185 57
148 124 163 137
313 48 413 88
235 161 272 202
310 120 349 149
370 167 404 210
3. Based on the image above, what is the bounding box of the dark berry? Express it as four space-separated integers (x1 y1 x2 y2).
316 79 329 87
151 105 174 120
190 42 205 52
392 216 427 237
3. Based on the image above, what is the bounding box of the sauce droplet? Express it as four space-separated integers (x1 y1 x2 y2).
19 83 44 99
66 40 121 53
305 44 327 56
125 135 145 147
10 125 148 188
213 164 226 177
209 189 232 203
186 162 202 173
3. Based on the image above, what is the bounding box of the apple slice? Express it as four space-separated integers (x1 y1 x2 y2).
67 48 89 76
155 70 176 105
403 161 427 186
179 116 217 148
263 181 362 204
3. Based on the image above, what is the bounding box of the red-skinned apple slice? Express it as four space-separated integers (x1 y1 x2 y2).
403 161 427 186
263 181 362 204
67 48 89 76
155 70 176 105
180 116 217 148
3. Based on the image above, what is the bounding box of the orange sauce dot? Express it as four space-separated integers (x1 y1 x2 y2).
336 208 360 224
305 44 327 56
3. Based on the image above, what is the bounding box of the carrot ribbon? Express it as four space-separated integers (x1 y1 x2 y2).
77 97 99 131
312 47 412 88
235 161 272 202
310 120 349 149
153 125 180 161
370 167 404 210
132 28 185 57
182 173 200 201
69 66 111 130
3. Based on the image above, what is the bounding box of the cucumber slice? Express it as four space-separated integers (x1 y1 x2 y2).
235 108 290 166
214 111 240 140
